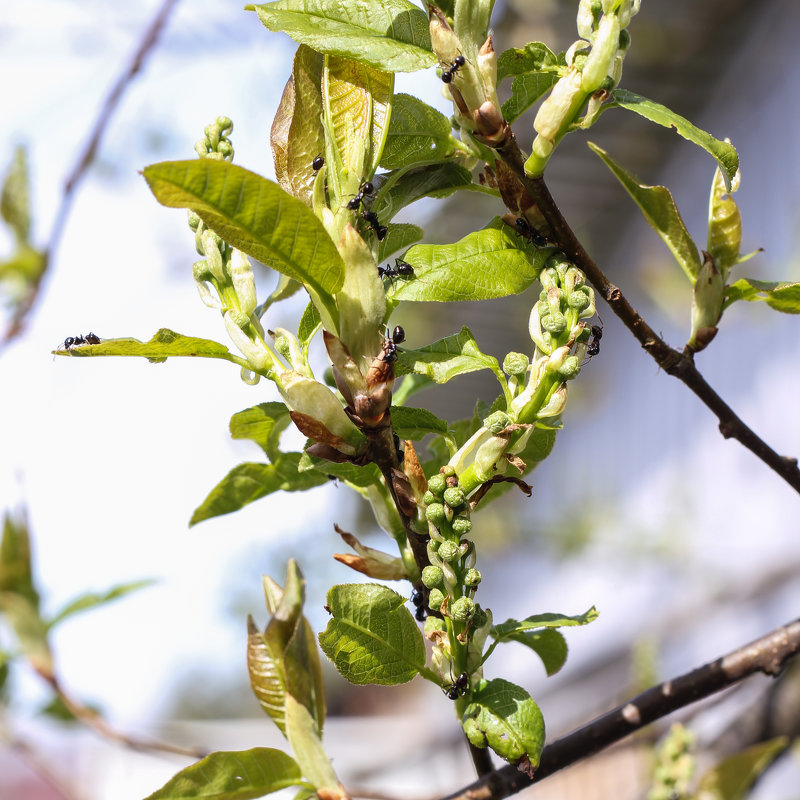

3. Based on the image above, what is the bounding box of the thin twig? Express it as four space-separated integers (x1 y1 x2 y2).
494 137 800 496
2 0 181 345
436 617 800 800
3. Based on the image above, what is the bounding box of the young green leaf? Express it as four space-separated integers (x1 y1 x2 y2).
390 219 546 302
497 628 568 677
318 583 426 685
707 165 742 276
142 748 307 800
588 143 702 283
284 695 342 794
47 581 154 630
377 223 423 264
497 42 559 82
502 72 559 123
229 403 292 462
390 373 434 406
695 737 788 800
248 561 326 737
0 514 39 609
491 606 599 640
297 301 321 348
376 162 477 219
190 456 328 526
608 89 739 190
461 678 545 766
396 326 501 385
143 160 345 331
390 405 449 440
297 452 383 488
52 329 244 366
380 94 457 169
724 278 800 314
248 0 435 73
0 592 52 676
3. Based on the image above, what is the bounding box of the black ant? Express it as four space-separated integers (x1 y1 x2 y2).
587 324 602 358
312 155 324 171
514 217 548 247
443 671 469 700
410 588 427 622
381 325 405 363
61 332 101 352
441 54 466 84
378 258 414 287
362 209 387 240
346 180 375 210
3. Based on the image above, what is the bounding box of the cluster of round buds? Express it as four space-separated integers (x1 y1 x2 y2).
194 116 234 161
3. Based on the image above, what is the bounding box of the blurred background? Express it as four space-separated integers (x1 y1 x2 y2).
1 0 799 798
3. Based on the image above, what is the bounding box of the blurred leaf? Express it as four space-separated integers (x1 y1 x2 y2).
48 580 154 630
695 737 788 800
1 146 31 243
607 89 739 190
392 219 547 302
380 94 457 169
589 143 701 282
391 373 434 406
397 326 501 385
247 561 326 736
462 678 545 766
0 592 52 676
52 329 240 366
229 403 292 462
318 583 425 685
143 748 306 800
143 160 344 330
284 695 341 793
248 0 435 73
724 278 800 313
0 513 39 609
190 457 327 526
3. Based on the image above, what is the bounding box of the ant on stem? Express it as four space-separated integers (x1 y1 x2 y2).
441 54 466 84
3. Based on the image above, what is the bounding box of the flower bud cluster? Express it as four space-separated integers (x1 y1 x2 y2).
527 0 639 176
187 120 283 381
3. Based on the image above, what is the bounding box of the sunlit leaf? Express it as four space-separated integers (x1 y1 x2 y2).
285 696 341 793
229 403 292 462
724 278 800 313
380 94 456 169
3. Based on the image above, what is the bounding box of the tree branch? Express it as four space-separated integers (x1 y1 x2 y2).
437 617 800 800
494 137 800 496
2 0 181 345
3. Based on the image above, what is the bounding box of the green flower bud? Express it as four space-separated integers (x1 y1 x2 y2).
618 28 631 50
558 355 581 380
227 309 250 331
426 502 447 526
541 312 567 334
464 568 482 587
581 12 620 92
452 597 475 623
503 352 530 377
188 211 201 231
423 490 437 506
567 289 591 310
440 465 456 478
483 410 512 434
201 230 226 282
428 588 445 612
427 473 447 497
422 565 444 589
437 541 460 563
443 486 466 511
192 259 213 282
274 334 291 363
224 311 272 371
217 140 233 160
229 249 257 315
533 69 584 143
472 605 488 629
452 517 473 536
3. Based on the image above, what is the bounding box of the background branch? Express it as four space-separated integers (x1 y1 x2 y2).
494 137 800 495
437 617 800 800
2 0 180 345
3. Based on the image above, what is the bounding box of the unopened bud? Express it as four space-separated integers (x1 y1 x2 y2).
422 565 444 589
428 588 445 612
427 473 447 497
438 541 460 563
229 248 257 315
452 516 472 536
452 597 475 623
503 352 530 377
443 486 466 511
426 503 447 526
464 568 482 587
201 230 226 281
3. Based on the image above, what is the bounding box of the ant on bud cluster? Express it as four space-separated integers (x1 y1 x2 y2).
440 54 465 84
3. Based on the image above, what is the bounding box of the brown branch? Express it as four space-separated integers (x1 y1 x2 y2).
494 137 800 495
2 0 181 345
437 617 800 800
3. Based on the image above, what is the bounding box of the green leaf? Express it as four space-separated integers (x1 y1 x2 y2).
248 561 326 737
377 162 478 220
143 160 344 330
297 301 321 348
248 0 435 73
48 581 154 630
390 373 434 406
502 72 559 123
318 583 425 685
298 452 382 488
143 748 306 800
1 146 31 244
397 326 500 384
501 628 568 677
589 143 702 282
284 696 340 793
52 329 242 366
229 403 292 462
724 278 800 313
462 678 545 766
491 606 599 640
390 405 449 440
0 592 52 675
0 513 39 609
608 89 739 190
256 275 303 319
391 218 546 302
190 456 327 526
497 42 559 82
377 223 423 263
380 94 456 169
695 737 788 800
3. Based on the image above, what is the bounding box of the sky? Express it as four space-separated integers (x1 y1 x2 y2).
1 2 800 797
